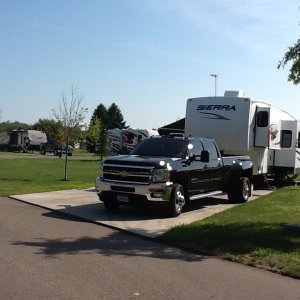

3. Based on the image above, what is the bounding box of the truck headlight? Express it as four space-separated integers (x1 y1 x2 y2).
152 169 170 183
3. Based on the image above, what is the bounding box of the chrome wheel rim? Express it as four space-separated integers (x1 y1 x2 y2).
243 180 250 200
175 189 185 212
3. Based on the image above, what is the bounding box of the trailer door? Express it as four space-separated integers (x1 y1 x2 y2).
254 107 270 147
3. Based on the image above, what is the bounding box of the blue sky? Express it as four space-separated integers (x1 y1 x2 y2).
1 0 299 129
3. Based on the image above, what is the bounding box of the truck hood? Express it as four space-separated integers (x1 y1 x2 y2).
104 155 181 168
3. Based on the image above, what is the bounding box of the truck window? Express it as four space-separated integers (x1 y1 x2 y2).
189 141 203 156
201 140 219 160
281 130 292 148
257 111 269 127
131 138 188 158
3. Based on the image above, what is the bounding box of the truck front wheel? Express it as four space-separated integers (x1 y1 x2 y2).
169 184 185 217
227 177 251 203
100 193 120 211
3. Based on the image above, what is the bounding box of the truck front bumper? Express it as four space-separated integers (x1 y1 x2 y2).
95 176 173 202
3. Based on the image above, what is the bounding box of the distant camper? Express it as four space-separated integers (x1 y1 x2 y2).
0 129 47 152
107 128 159 156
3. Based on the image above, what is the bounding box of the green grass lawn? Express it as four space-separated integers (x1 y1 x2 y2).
1 152 300 279
157 186 300 279
0 151 101 195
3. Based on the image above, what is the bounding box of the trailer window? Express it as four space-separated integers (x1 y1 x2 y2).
257 111 269 127
281 130 292 148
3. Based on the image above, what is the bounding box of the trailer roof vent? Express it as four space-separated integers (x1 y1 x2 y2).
224 90 244 97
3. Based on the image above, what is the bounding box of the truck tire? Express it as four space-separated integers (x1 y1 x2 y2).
169 184 185 217
101 193 120 211
227 177 251 203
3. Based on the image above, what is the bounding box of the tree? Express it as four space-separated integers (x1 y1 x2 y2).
32 118 63 139
92 103 108 127
107 103 127 129
52 85 88 180
278 38 300 84
86 117 101 153
89 104 107 158
0 121 30 132
89 102 127 158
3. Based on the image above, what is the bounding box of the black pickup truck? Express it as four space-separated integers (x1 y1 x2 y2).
95 136 253 217
40 139 73 157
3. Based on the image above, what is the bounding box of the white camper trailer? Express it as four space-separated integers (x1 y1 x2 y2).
184 91 300 184
3 129 47 152
107 128 123 156
107 128 159 155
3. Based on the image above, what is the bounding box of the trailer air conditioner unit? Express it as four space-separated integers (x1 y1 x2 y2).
224 90 244 97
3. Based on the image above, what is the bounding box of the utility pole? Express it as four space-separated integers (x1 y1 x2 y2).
210 74 218 96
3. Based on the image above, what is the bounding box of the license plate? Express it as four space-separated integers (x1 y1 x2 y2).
117 195 129 202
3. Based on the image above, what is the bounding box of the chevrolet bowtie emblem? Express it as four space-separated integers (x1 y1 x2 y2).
119 171 129 177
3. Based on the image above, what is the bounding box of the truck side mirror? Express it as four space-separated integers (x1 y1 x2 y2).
201 150 209 163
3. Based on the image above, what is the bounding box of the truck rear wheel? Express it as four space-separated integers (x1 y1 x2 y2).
169 184 185 217
227 177 251 203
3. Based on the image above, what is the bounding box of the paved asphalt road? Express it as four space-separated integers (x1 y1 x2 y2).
1 196 300 299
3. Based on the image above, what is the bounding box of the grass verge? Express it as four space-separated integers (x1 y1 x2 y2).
157 186 300 279
0 152 100 195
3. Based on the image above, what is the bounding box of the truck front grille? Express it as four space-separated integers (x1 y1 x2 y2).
103 164 153 185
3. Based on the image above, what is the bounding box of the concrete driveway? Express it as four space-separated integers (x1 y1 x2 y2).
11 188 272 238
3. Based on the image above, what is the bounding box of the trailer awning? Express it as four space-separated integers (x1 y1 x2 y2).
158 118 185 136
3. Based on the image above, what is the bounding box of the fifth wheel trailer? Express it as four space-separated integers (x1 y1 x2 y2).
107 128 159 156
0 129 47 152
184 90 300 185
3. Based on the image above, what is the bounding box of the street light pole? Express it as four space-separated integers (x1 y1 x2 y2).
210 74 218 96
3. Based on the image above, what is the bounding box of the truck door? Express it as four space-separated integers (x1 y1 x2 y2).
187 141 209 193
254 107 270 147
200 139 223 191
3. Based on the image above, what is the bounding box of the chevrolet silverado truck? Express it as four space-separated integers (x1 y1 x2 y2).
95 136 253 217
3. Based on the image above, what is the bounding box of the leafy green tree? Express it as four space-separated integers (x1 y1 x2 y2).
0 121 30 132
32 118 63 139
86 117 101 153
278 38 300 84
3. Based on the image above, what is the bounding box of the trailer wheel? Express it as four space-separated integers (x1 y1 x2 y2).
169 184 185 217
228 177 251 203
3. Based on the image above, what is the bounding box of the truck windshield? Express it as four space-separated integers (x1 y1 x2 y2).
131 138 188 158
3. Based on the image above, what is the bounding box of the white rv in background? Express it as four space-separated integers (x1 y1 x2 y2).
107 128 159 155
185 90 300 185
0 129 47 152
